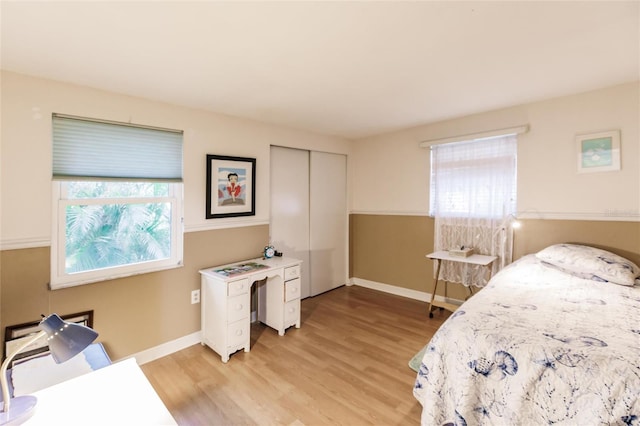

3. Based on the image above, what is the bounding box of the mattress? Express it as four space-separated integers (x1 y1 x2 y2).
413 253 640 425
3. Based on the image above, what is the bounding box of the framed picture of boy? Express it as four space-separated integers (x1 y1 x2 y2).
206 154 256 219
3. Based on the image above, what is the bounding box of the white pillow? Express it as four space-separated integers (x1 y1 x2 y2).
535 244 640 286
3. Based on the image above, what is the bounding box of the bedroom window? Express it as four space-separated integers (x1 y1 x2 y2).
50 114 183 289
429 135 517 218
429 133 518 284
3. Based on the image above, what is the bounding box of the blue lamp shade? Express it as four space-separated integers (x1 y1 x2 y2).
40 314 99 364
1 313 98 425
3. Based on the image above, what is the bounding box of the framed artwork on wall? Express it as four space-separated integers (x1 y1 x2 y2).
206 154 256 219
3 311 94 366
576 130 621 173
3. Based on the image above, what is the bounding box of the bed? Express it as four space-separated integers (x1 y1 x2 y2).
413 244 640 425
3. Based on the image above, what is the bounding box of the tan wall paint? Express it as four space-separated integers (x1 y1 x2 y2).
513 219 640 266
1 225 268 360
350 214 438 290
350 214 640 300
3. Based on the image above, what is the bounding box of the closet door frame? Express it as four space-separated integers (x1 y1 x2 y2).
270 146 348 298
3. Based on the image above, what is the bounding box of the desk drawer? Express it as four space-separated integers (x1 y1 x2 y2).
284 265 300 281
228 278 249 297
227 319 249 349
284 299 300 326
228 294 249 323
285 278 301 302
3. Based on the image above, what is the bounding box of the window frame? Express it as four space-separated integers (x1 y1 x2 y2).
50 180 184 289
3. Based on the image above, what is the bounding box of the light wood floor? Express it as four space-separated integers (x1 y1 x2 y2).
141 285 450 425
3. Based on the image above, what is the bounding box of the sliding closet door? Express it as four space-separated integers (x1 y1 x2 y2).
271 147 347 298
309 151 347 295
270 146 311 298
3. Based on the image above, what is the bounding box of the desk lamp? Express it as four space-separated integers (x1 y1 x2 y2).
0 314 98 425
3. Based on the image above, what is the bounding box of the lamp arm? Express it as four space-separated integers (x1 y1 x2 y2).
1 330 47 413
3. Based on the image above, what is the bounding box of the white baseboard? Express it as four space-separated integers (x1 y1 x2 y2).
349 277 464 306
125 331 202 365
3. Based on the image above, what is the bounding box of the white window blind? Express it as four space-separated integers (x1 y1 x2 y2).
52 114 183 181
430 136 517 218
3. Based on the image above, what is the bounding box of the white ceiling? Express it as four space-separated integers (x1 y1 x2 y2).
1 1 638 139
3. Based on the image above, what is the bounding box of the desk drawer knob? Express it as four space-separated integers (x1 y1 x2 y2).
236 304 243 311
236 329 243 336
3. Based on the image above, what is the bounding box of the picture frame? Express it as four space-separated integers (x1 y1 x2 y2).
576 130 621 173
4 311 94 366
206 154 256 219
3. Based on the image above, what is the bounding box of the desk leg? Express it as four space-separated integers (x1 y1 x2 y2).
428 259 442 318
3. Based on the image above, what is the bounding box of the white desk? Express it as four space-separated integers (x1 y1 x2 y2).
426 251 497 318
24 358 176 425
199 256 303 363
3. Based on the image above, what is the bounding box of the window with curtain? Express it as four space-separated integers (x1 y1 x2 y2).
430 134 517 286
50 114 184 289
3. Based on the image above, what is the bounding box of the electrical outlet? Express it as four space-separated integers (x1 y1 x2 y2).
191 289 200 304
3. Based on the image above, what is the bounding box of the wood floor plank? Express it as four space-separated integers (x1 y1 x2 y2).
141 285 450 425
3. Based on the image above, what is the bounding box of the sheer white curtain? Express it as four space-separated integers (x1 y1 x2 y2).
431 134 517 286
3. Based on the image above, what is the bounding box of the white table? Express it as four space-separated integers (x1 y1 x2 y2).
199 256 303 363
24 358 176 425
425 251 497 318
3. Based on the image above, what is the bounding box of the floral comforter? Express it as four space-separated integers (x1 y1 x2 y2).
413 255 640 425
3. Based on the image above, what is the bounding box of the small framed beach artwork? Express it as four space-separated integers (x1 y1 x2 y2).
206 154 256 219
576 130 621 173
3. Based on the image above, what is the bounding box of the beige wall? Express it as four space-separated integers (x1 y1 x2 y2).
351 82 639 220
350 82 639 292
349 214 434 292
513 219 640 266
1 226 268 360
350 214 640 299
0 71 351 246
2 71 639 360
0 71 351 359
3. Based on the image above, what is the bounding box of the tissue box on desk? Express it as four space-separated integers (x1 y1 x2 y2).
448 247 475 257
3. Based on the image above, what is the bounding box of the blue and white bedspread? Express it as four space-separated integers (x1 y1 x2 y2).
413 254 640 425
